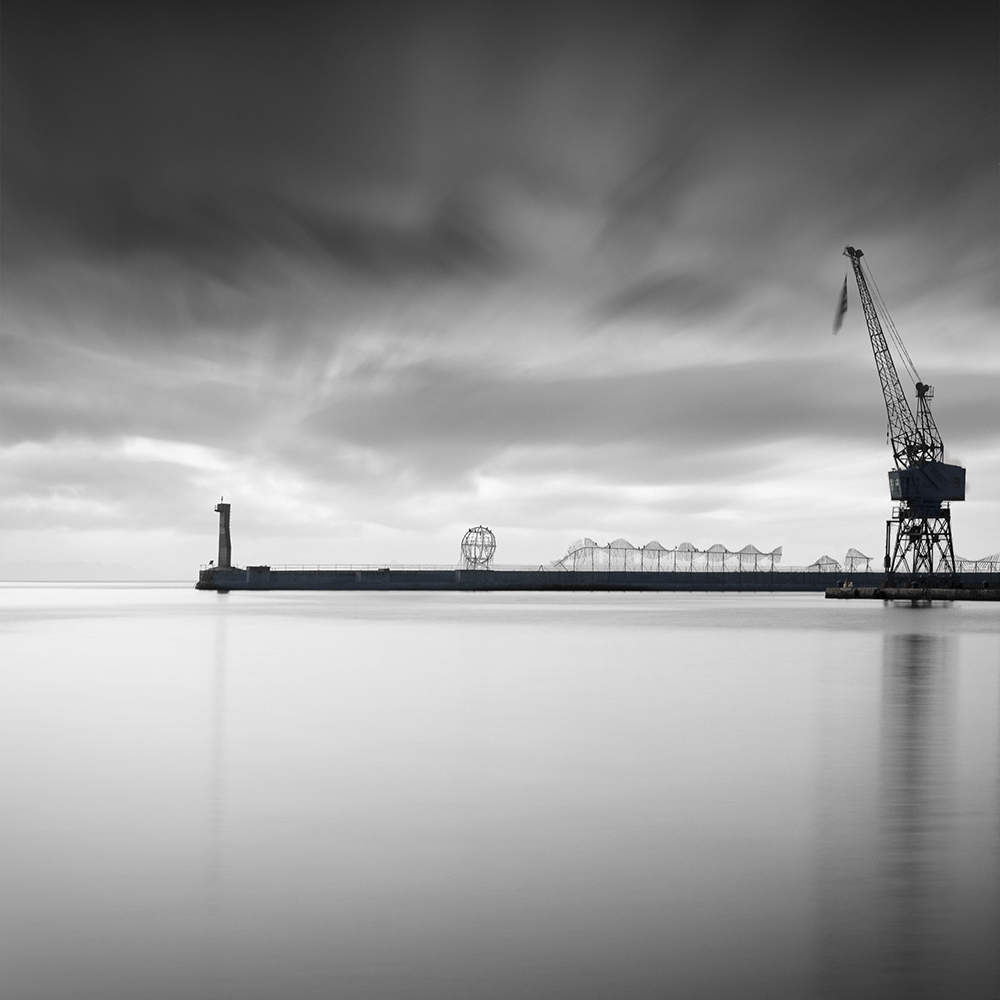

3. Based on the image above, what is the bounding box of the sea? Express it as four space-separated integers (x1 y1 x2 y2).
1 585 997 1000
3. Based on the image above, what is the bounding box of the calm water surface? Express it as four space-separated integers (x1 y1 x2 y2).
1 586 997 999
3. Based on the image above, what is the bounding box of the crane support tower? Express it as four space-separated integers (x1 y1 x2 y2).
843 247 965 578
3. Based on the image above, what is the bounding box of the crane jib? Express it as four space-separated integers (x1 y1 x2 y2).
842 246 948 476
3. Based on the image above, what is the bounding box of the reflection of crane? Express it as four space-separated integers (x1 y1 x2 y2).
843 247 965 578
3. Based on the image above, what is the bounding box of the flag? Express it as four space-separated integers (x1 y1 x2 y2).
832 276 848 334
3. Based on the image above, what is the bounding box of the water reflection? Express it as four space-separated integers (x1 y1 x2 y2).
207 600 228 997
818 632 955 999
878 633 954 998
210 601 228 855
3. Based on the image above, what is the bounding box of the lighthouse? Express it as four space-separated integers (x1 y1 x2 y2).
214 500 232 568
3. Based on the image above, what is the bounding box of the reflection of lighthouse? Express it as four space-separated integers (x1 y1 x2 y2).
877 633 952 999
215 500 231 569
203 600 228 995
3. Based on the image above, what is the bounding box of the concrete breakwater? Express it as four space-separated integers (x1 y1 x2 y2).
195 567 1000 593
826 585 999 601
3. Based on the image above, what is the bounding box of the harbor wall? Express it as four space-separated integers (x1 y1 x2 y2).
195 567 1000 592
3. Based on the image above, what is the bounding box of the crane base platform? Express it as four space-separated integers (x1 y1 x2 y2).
826 586 999 602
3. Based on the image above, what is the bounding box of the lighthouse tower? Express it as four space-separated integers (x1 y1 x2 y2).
214 500 232 568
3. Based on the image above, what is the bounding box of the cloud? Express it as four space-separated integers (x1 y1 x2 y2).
591 272 738 324
2 1 998 571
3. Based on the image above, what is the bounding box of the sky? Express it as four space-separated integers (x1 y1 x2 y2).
2 2 998 577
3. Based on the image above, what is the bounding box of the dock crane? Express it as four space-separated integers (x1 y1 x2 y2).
842 246 965 578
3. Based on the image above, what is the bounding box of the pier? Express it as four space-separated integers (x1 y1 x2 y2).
196 565 1000 594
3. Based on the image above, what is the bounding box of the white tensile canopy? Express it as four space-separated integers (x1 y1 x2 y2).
552 539 784 572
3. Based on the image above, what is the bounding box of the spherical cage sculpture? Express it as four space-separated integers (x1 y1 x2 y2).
461 526 496 570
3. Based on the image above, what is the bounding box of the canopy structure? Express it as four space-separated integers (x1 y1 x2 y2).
822 550 997 575
843 548 873 573
807 555 842 572
553 539 784 572
955 553 1000 573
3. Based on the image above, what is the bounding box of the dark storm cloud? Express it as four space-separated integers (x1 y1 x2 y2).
592 272 737 323
4 177 507 285
6 302 992 460
304 359 999 458
3 3 485 295
5 2 995 291
1 371 259 447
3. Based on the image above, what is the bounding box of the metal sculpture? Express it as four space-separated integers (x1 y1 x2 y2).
461 526 496 569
